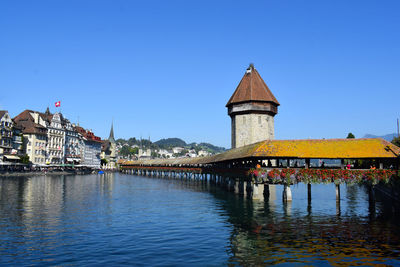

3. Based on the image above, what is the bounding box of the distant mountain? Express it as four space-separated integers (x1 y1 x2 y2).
117 137 226 155
363 133 397 142
154 138 187 148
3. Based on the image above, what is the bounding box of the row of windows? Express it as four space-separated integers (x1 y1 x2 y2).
0 121 12 127
0 139 12 146
50 151 62 156
35 142 46 148
32 135 46 141
0 130 12 137
49 128 63 135
35 150 45 155
50 137 64 144
34 157 45 163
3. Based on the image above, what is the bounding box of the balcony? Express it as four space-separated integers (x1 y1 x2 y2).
0 142 12 149
13 137 22 143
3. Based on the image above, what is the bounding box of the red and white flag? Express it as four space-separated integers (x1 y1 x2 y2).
55 101 61 107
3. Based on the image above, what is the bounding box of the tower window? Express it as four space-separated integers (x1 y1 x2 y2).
258 116 261 124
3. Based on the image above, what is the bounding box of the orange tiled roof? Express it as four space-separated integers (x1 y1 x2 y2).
121 138 400 167
226 64 279 107
214 138 400 161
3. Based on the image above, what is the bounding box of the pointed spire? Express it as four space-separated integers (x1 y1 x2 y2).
45 106 51 115
109 121 115 143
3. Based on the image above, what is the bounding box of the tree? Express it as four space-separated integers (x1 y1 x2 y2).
130 147 139 155
151 151 160 158
119 145 131 156
392 136 400 147
347 133 355 139
101 158 108 166
20 154 30 164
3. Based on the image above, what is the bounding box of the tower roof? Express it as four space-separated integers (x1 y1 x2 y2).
226 64 279 107
109 122 115 143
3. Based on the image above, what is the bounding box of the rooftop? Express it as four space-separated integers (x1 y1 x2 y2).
226 64 279 107
120 138 400 166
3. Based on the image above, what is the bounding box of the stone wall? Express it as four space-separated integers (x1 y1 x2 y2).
232 113 274 148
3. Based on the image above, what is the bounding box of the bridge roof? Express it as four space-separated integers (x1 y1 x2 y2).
120 138 399 166
213 138 400 161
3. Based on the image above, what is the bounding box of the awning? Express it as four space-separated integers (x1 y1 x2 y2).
4 155 21 160
67 158 80 162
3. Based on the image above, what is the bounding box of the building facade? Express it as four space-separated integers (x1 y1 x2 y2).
64 120 83 165
0 111 14 162
45 111 65 164
226 64 280 148
75 126 102 168
12 124 23 157
14 108 102 167
14 110 48 165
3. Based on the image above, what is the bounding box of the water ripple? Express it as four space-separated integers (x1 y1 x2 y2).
0 174 399 265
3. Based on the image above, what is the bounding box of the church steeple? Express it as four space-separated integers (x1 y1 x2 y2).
109 122 115 143
45 106 51 115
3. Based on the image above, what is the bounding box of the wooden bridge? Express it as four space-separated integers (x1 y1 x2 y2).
119 138 400 202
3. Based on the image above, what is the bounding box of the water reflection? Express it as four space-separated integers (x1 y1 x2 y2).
207 182 400 266
0 174 400 265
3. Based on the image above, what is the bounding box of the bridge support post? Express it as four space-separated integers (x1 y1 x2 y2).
307 183 312 203
368 185 376 218
234 179 239 194
229 178 235 192
264 183 270 200
336 184 340 202
224 177 229 190
305 159 310 169
379 162 383 169
283 184 292 202
252 183 264 200
238 180 244 195
246 181 253 198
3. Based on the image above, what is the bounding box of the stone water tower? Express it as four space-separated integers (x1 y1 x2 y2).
226 64 279 148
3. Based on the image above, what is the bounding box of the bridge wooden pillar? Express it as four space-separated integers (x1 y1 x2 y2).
283 184 292 202
246 180 253 198
234 179 239 194
368 185 376 218
229 178 235 192
264 183 270 200
336 184 340 202
252 183 265 200
379 162 383 169
305 159 310 169
238 179 245 195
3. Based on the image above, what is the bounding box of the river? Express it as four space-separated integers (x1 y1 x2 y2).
0 173 399 266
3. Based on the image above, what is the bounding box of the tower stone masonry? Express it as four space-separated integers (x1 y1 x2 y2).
226 64 279 149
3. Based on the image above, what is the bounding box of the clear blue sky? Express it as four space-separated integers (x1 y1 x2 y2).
1 0 399 148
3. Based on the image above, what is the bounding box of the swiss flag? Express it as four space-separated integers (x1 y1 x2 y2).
55 101 61 107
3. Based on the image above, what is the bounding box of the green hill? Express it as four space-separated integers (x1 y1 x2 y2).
154 138 187 148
